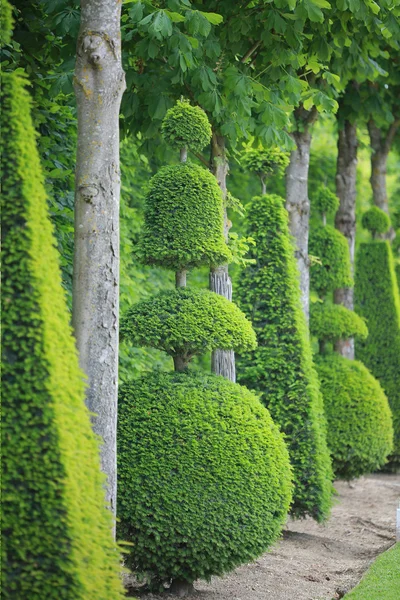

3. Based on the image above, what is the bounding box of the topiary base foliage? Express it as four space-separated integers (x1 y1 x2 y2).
117 372 293 586
316 354 393 480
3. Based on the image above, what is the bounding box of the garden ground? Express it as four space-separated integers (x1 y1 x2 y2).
127 473 399 600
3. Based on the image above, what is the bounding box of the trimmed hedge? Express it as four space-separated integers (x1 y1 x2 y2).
137 163 231 270
236 194 333 522
161 99 212 152
313 185 339 216
361 206 390 237
310 303 368 344
309 225 353 296
117 372 292 584
1 73 124 598
120 288 257 358
316 354 393 480
1 0 13 45
355 241 400 468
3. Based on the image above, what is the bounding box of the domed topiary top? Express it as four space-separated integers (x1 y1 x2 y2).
241 146 290 178
161 99 212 153
313 185 339 216
362 206 391 237
120 288 257 360
310 303 368 344
309 225 353 296
137 163 232 271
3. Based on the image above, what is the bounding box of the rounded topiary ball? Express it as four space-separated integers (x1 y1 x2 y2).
137 163 232 271
241 146 290 178
310 303 368 344
313 185 339 216
316 354 393 480
362 206 391 237
309 225 353 295
161 99 212 153
117 372 293 585
120 288 257 359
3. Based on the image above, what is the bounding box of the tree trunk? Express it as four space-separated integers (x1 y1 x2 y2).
73 0 125 518
286 106 317 321
209 133 235 382
334 119 358 359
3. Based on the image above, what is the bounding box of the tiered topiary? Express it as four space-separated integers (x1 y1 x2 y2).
241 144 290 194
235 193 333 522
310 203 393 479
355 207 400 469
117 102 293 594
1 72 124 599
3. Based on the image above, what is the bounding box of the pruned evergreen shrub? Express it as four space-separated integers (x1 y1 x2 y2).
313 185 339 216
355 240 400 468
316 354 393 480
117 372 293 584
236 194 333 522
310 303 368 345
1 72 124 599
241 146 290 178
309 225 353 296
361 206 391 237
120 288 257 358
1 0 13 45
161 99 212 152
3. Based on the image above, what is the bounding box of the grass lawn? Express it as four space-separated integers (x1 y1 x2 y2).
344 543 400 599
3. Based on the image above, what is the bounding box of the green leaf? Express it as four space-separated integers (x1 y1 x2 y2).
199 11 223 25
165 10 185 23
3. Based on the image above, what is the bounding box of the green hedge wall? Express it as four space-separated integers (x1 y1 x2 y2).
117 372 292 584
355 241 400 468
309 225 353 296
236 194 333 522
316 354 393 480
1 72 124 599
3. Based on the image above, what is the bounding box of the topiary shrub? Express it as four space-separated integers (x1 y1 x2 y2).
161 99 212 153
309 225 353 296
1 0 13 45
120 288 257 360
118 372 292 585
137 163 232 270
1 72 124 599
361 206 391 238
313 185 339 217
241 146 290 179
316 354 393 480
236 194 333 522
310 303 368 345
355 240 400 469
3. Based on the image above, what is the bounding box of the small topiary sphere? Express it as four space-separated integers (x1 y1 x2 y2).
310 303 368 344
137 163 232 271
241 146 290 178
117 372 293 585
309 225 353 295
316 354 393 480
361 206 391 237
313 185 339 216
161 99 212 153
120 288 257 359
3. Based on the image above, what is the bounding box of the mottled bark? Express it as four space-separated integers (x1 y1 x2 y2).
334 119 358 359
210 133 235 382
175 269 187 288
73 0 125 517
286 106 318 321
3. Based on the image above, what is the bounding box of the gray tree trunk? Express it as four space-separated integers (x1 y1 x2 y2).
334 119 358 359
209 133 235 382
73 0 125 518
286 106 317 321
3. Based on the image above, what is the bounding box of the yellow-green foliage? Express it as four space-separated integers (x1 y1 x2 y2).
1 72 124 599
316 354 393 480
361 206 391 237
309 225 353 296
117 372 292 584
120 288 257 359
236 194 333 522
310 303 368 344
1 0 13 45
355 241 400 468
313 185 339 216
161 99 212 152
137 163 231 271
240 146 290 178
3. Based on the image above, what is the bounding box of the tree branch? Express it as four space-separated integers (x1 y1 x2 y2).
241 40 261 63
384 119 400 154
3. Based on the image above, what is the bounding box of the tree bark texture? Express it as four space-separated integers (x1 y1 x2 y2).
334 119 358 359
368 119 399 241
73 0 125 517
210 133 235 382
286 106 317 322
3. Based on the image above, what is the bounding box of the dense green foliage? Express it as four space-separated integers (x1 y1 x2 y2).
161 99 212 152
355 241 400 468
313 185 339 216
345 543 400 600
137 163 231 270
117 372 292 584
241 146 290 179
361 206 391 237
310 303 368 345
316 354 393 480
120 288 257 359
1 72 124 599
1 0 13 45
236 194 333 522
309 225 353 296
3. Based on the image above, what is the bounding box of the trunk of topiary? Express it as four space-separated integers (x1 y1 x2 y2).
170 579 194 596
73 0 125 519
286 106 318 322
210 132 235 382
334 119 358 359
